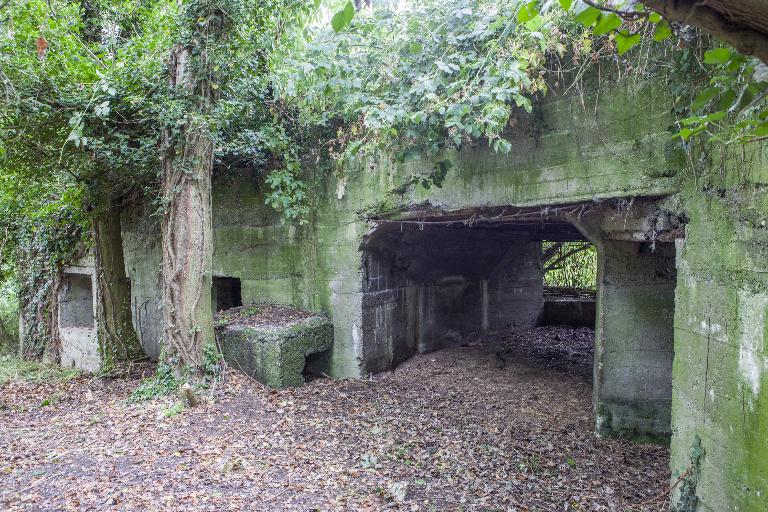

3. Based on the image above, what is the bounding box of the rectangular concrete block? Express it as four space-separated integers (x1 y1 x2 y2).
216 316 333 388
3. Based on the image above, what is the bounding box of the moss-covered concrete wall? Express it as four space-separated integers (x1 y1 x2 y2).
216 317 333 388
122 204 163 359
120 78 768 509
670 150 768 510
296 81 680 379
595 239 676 441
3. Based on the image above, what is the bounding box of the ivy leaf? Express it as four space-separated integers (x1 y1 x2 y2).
525 15 544 31
574 6 601 27
718 88 737 111
593 13 622 36
704 47 732 65
517 1 539 23
615 33 641 54
652 20 672 41
331 1 355 33
681 111 726 125
747 123 768 138
493 138 512 154
558 0 573 11
691 86 718 111
331 11 346 32
343 2 355 21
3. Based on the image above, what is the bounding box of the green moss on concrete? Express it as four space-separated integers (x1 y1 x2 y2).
670 141 768 511
121 70 767 510
216 317 333 388
596 401 672 445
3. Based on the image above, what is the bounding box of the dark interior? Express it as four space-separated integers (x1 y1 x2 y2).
212 276 243 312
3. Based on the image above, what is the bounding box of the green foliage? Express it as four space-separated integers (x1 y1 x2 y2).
331 1 355 33
543 241 596 290
264 163 309 224
0 355 80 386
550 1 767 145
0 0 177 358
0 0 174 196
674 435 704 512
15 188 89 358
129 342 222 401
163 401 186 418
0 268 19 354
275 0 582 168
129 358 180 402
201 342 224 381
676 47 768 144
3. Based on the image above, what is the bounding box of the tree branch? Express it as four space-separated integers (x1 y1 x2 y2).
583 0 650 20
544 245 591 272
641 0 768 64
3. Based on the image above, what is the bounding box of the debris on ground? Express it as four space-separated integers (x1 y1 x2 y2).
0 327 669 511
215 304 317 329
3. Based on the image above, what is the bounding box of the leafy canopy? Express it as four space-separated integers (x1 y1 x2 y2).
274 0 584 170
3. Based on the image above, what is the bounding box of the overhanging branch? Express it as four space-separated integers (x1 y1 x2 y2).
641 0 768 64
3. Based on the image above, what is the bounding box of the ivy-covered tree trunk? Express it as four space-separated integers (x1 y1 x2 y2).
160 4 225 378
17 243 60 362
0 315 17 355
94 202 144 368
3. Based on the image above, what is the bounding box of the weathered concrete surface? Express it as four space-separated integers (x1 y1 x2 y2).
122 204 163 359
359 224 544 373
58 268 100 372
669 163 768 511
216 317 333 388
124 81 681 378
118 77 768 509
562 203 678 441
596 240 676 441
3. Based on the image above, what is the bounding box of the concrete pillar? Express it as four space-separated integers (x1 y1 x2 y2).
594 240 676 441
486 241 544 332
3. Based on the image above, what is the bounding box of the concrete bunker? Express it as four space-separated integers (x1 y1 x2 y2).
360 203 678 441
58 270 100 372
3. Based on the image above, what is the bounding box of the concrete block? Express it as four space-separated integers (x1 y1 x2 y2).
216 317 333 388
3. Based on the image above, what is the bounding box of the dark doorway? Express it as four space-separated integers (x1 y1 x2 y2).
212 276 243 312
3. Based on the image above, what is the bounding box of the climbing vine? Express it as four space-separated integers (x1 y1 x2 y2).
263 0 767 219
15 188 89 360
674 435 705 511
275 0 582 163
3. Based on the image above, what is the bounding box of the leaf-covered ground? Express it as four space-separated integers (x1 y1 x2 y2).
1 328 669 511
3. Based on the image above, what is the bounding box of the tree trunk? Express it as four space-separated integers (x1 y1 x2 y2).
17 246 59 362
42 274 61 364
642 0 768 64
94 202 144 368
160 7 225 377
0 315 15 355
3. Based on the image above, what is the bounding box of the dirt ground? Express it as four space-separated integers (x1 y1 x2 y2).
1 327 670 511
